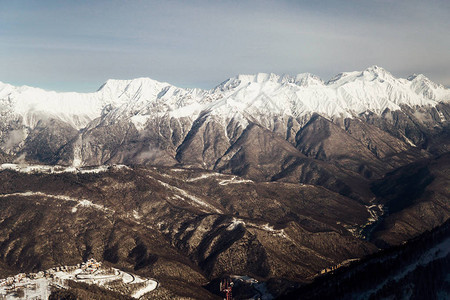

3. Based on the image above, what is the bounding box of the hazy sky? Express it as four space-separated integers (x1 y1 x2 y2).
1 0 449 92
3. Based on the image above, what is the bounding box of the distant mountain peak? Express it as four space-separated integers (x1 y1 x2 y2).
98 77 170 93
364 64 385 72
217 72 325 92
361 65 392 78
407 73 436 86
215 73 283 91
293 73 324 84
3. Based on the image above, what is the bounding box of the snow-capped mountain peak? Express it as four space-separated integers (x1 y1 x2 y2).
214 73 282 92
407 73 448 100
327 65 395 86
360 65 390 77
98 77 170 94
291 73 324 87
216 72 325 91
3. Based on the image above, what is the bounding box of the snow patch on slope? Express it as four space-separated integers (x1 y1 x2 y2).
154 177 222 213
0 163 128 174
219 176 253 185
0 191 113 213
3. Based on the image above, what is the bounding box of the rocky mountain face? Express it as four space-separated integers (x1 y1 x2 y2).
282 219 450 300
0 66 449 298
370 153 450 247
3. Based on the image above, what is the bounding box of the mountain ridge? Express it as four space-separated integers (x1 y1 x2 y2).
1 66 449 131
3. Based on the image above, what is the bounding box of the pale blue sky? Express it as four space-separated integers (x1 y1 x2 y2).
1 0 449 92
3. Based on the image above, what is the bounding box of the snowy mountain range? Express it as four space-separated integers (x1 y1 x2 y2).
1 66 448 131
0 66 449 174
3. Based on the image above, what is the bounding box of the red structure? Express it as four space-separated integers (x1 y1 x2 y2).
220 278 233 300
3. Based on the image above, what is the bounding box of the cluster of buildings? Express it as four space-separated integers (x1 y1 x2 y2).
81 258 102 272
0 258 102 291
0 272 27 288
0 258 158 299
